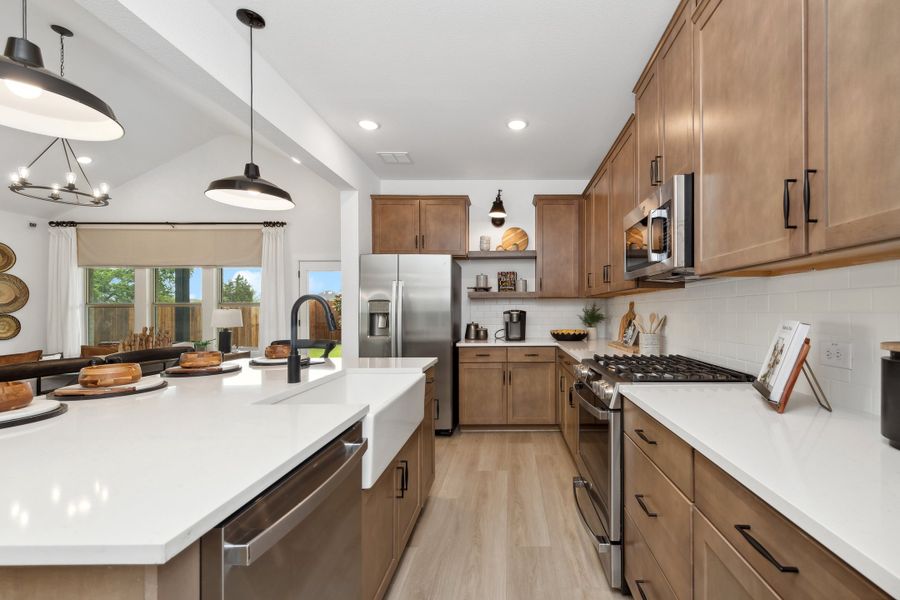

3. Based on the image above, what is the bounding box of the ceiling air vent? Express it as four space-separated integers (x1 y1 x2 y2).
377 152 412 164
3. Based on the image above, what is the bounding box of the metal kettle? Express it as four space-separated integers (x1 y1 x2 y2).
465 322 480 340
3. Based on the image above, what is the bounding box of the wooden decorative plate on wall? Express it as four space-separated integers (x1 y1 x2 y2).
500 227 529 251
0 315 21 340
0 274 28 313
0 244 16 273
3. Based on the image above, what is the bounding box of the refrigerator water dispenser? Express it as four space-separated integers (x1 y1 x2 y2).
367 299 391 337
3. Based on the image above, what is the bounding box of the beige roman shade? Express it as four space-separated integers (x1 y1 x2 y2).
76 226 263 267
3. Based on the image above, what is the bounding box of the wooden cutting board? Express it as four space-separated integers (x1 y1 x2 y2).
500 227 529 251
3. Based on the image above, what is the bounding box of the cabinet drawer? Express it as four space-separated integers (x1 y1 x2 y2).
624 435 692 600
459 347 507 363
624 510 678 600
556 349 579 376
694 453 889 600
507 347 555 362
624 399 693 499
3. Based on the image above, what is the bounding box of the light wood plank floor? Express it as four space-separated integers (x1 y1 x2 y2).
385 431 620 600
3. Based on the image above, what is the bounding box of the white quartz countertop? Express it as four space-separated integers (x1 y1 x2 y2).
620 384 900 597
0 357 435 566
457 337 612 361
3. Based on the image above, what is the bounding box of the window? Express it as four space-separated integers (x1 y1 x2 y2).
153 268 202 343
299 262 342 358
219 267 261 348
85 268 135 344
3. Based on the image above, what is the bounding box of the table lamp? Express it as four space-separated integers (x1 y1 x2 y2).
212 309 243 354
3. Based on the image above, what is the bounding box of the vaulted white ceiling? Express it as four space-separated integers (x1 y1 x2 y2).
208 0 679 179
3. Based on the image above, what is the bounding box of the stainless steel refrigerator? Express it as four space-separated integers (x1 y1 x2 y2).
359 254 461 434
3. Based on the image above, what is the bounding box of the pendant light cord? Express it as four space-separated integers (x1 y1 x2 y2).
22 0 27 39
249 25 254 167
59 32 65 77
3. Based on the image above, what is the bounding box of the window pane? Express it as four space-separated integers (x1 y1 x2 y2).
154 268 201 303
87 268 134 304
154 268 202 343
154 304 203 343
86 306 134 345
306 270 342 357
220 267 261 303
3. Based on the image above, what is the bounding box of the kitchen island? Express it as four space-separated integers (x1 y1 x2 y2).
0 357 435 598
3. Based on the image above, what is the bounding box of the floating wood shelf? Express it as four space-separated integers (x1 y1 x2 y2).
463 250 536 260
467 291 539 299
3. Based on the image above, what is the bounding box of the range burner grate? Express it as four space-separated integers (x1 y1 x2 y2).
591 354 755 383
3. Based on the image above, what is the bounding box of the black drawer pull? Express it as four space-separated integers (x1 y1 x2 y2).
425 378 435 383
783 178 798 229
803 168 818 223
475 353 491 357
396 465 406 499
634 429 657 445
635 580 649 600
635 494 658 518
734 524 799 573
524 353 539 357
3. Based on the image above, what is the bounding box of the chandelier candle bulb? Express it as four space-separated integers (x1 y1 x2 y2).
65 171 76 186
17 167 28 181
99 183 109 195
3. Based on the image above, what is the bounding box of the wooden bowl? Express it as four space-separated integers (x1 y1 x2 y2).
265 345 292 359
179 351 223 369
78 363 142 388
0 381 33 412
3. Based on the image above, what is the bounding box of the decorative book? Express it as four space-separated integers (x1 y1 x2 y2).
753 320 811 409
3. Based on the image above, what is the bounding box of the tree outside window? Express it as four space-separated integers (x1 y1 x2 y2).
85 268 135 344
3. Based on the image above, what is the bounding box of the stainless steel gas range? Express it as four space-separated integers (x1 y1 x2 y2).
571 354 755 591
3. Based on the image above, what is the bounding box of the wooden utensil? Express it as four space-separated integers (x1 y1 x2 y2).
652 315 666 333
265 344 292 359
0 381 32 412
78 363 142 388
179 351 223 368
634 316 646 334
648 313 658 333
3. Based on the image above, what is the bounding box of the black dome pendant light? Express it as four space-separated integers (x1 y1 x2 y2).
205 9 293 211
489 189 507 227
0 0 124 141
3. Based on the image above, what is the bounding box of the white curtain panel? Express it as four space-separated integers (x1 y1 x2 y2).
47 227 84 357
259 227 287 350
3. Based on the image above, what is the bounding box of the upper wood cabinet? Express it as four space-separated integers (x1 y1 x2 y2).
534 195 581 298
584 171 610 296
635 68 661 202
371 195 469 257
693 0 807 275
806 0 900 253
608 119 639 294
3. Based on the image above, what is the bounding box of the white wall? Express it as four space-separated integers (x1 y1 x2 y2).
605 260 900 415
0 211 49 354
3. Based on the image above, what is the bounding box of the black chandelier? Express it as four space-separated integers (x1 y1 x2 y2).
7 26 110 207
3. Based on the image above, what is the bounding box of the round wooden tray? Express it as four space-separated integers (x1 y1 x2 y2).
162 363 242 377
0 273 28 313
0 314 21 340
47 379 168 401
0 401 67 429
0 243 16 272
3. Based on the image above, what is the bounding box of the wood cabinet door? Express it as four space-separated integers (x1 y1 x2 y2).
609 122 639 293
396 427 421 551
422 380 435 498
563 369 578 456
636 66 662 202
459 362 507 425
362 463 398 600
694 508 781 600
591 168 611 295
507 361 556 425
535 196 580 298
659 7 693 180
580 192 594 295
419 197 468 256
807 0 900 253
372 197 420 254
694 0 806 275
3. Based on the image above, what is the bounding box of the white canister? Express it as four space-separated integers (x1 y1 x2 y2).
516 278 527 292
640 333 661 355
479 236 491 251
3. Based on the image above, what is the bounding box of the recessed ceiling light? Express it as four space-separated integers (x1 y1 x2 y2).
76 156 92 165
290 156 301 164
507 120 528 131
358 120 380 131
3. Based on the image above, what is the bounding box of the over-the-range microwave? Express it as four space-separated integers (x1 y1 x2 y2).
623 173 695 282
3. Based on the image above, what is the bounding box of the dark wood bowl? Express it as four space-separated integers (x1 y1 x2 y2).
179 351 224 369
0 381 33 412
78 363 142 388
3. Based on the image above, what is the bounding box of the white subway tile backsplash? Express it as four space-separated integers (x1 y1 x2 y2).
606 259 900 415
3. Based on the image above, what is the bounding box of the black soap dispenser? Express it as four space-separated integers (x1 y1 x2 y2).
882 342 900 449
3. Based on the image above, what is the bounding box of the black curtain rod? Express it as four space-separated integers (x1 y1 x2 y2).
49 221 286 227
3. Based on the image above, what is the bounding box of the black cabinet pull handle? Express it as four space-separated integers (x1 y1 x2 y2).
803 169 818 223
475 353 491 357
635 494 658 518
559 375 565 393
400 459 409 492
635 580 649 600
649 159 656 187
783 178 798 229
508 371 512 385
525 353 539 357
396 465 406 498
414 235 418 249
734 524 799 573
434 397 439 420
634 429 657 445
587 272 593 288
568 388 574 407
421 235 425 248
654 155 663 184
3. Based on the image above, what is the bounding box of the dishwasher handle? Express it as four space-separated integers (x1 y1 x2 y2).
223 435 367 567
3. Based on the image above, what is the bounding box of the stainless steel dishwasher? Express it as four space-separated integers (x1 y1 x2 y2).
201 422 366 599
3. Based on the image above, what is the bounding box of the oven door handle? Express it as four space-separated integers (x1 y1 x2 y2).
573 477 611 554
222 438 368 566
577 394 610 422
647 207 668 263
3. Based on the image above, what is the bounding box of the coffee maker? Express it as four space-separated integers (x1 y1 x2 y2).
503 310 526 341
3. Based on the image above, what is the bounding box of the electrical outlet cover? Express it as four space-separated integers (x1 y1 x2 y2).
821 341 852 369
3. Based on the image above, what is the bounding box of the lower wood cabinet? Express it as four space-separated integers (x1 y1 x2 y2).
421 367 436 497
396 427 421 551
458 348 556 426
561 367 577 457
693 508 780 600
624 510 678 600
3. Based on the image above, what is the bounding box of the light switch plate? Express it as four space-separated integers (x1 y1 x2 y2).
821 341 852 369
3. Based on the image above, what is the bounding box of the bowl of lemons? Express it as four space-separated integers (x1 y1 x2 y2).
550 329 589 342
